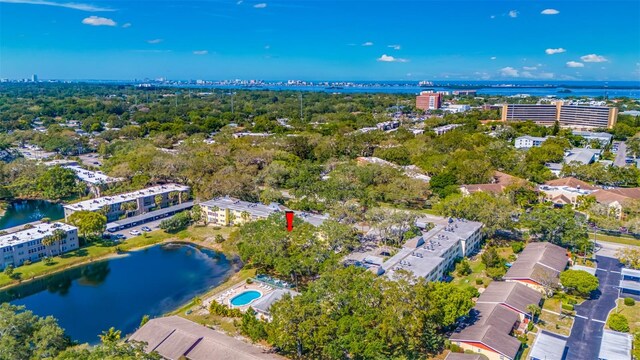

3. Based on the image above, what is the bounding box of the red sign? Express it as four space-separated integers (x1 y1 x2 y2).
285 211 294 232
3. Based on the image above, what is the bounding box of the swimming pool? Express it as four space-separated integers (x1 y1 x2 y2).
229 290 262 307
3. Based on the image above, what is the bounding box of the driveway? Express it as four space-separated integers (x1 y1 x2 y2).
566 256 622 359
614 141 627 167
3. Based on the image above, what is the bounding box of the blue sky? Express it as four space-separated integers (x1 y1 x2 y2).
1 0 639 81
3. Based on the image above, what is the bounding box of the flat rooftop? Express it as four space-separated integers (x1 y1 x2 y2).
64 184 190 212
201 196 283 218
0 222 77 248
63 165 122 185
528 331 568 360
383 217 482 280
599 330 632 360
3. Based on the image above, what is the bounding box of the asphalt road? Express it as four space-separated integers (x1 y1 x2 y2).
566 256 622 359
614 141 627 167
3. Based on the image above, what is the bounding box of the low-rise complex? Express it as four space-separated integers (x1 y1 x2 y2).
0 222 79 269
433 123 463 135
515 136 549 149
350 215 483 282
63 184 190 222
200 196 327 227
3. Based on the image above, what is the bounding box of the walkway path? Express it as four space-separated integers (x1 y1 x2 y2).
566 256 621 359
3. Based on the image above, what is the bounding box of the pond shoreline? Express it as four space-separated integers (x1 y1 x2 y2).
0 235 233 292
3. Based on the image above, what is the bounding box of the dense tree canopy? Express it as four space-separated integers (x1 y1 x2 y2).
267 266 476 359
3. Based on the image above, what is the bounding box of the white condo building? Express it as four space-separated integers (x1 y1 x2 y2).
0 222 79 269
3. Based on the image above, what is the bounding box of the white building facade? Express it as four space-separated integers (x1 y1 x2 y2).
0 222 79 269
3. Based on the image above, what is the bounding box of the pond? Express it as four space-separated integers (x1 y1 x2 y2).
0 200 64 230
0 243 237 344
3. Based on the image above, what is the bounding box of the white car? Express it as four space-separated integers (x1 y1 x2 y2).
129 230 141 236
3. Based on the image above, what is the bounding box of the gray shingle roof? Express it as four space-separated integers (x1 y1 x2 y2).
470 302 519 334
450 325 521 359
504 242 568 285
476 281 542 315
128 316 284 360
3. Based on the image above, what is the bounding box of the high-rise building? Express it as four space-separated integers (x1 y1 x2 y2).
31 74 38 82
416 91 442 111
501 103 618 129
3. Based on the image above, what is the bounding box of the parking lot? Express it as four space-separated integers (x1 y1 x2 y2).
106 218 166 241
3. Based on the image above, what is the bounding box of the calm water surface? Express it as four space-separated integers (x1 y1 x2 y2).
0 200 64 230
0 243 236 344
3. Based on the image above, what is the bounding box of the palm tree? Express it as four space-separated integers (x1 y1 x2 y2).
99 327 121 345
527 303 541 322
154 195 163 209
52 229 67 255
41 235 55 257
241 211 251 223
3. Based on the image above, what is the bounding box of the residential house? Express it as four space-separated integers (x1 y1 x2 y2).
128 316 284 360
538 177 598 206
503 242 569 293
598 330 632 360
449 302 521 360
460 171 523 195
476 281 543 321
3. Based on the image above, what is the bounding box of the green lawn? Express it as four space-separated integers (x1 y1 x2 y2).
450 245 515 291
609 298 640 332
591 233 640 247
537 309 574 336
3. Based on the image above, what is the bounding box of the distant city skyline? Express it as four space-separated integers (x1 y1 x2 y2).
1 0 639 81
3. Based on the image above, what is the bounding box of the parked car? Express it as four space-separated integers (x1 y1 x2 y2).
115 234 125 240
129 230 141 236
141 226 152 232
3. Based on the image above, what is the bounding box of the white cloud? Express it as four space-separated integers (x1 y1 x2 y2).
545 48 566 55
147 39 163 44
264 45 270 49
490 15 496 19
237 0 243 3
388 44 401 50
581 54 608 62
362 41 374 46
490 56 497 60
538 72 555 79
508 10 518 18
1 0 113 11
521 71 534 78
193 50 208 55
541 9 559 15
81 16 116 26
377 54 408 63
566 61 584 68
253 3 267 8
121 22 131 28
500 67 519 77
523 66 537 71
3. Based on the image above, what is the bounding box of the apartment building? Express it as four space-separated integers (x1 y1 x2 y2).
501 103 618 129
200 196 283 226
514 136 549 149
416 91 442 110
378 216 483 282
0 222 79 269
63 184 190 222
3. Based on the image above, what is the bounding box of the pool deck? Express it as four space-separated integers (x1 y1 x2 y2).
203 281 277 312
